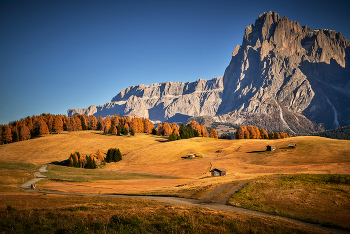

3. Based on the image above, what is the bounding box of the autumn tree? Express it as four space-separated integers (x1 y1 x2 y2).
66 118 73 132
87 115 97 130
19 124 31 141
189 121 202 136
11 126 19 142
209 128 218 139
156 124 163 136
235 126 245 139
48 115 54 133
97 116 104 131
143 118 154 134
2 125 12 144
26 117 33 135
259 128 269 139
95 149 104 162
111 126 118 135
201 124 208 137
53 116 63 133
163 122 172 136
37 117 49 136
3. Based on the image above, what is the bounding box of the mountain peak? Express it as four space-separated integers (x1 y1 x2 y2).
68 12 350 134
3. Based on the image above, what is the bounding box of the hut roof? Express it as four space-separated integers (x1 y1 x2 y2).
210 168 226 172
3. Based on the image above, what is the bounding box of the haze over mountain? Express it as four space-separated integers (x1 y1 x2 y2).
68 11 350 135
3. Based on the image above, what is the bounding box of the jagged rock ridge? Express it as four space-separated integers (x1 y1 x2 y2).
68 11 350 134
68 77 223 123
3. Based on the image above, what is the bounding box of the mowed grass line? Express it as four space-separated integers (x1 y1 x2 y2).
228 174 350 231
0 194 329 234
43 164 178 182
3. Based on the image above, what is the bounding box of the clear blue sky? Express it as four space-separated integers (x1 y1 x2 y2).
1 0 349 124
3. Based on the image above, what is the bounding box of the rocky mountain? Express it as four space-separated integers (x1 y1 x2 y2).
68 77 223 123
68 11 350 135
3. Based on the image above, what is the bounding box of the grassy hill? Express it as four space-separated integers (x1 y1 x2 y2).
1 131 350 232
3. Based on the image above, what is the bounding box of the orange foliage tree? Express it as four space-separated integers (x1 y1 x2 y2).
143 118 154 133
209 128 218 138
19 124 31 141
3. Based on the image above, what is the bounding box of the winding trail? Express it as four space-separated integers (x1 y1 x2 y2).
20 165 349 234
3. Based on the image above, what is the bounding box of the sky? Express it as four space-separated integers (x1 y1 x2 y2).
1 0 349 124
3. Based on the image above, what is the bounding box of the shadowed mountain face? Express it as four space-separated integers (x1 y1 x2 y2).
68 11 350 134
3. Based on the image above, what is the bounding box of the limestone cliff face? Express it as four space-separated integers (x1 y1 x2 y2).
218 11 350 132
68 77 223 122
68 11 350 134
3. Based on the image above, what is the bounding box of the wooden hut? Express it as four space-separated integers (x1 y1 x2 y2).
288 143 296 148
187 154 196 158
266 145 276 151
210 168 227 176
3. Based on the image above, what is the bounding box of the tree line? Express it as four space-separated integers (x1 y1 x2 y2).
235 126 291 139
313 125 350 140
68 148 122 169
154 121 218 141
0 113 155 144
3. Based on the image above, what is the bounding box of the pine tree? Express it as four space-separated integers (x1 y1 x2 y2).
80 116 87 130
168 132 177 141
113 148 122 162
130 128 135 136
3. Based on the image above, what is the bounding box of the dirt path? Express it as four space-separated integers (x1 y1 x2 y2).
20 165 48 189
21 166 349 234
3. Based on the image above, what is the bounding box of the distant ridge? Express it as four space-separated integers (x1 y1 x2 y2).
68 11 350 135
314 125 350 140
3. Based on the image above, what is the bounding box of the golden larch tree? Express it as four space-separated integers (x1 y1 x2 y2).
209 128 218 139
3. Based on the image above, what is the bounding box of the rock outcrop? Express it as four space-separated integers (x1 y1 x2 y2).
68 11 350 134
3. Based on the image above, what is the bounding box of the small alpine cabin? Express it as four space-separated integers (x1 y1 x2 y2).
266 145 276 151
288 143 296 148
210 168 227 176
187 154 196 158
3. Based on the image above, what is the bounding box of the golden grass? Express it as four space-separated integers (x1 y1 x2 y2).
228 174 350 230
0 193 328 233
0 132 349 232
0 131 165 165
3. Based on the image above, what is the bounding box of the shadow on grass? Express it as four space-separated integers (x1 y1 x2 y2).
246 151 268 154
50 160 68 166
